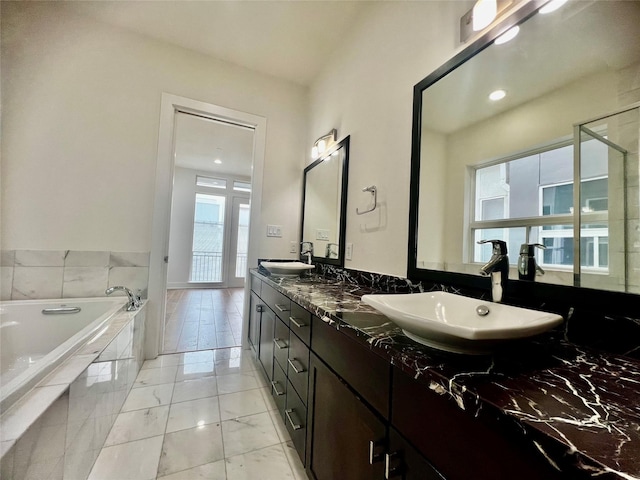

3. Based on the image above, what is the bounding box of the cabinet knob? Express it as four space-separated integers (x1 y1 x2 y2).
369 439 385 465
271 380 285 396
256 304 264 313
385 451 403 479
273 338 288 350
275 303 290 313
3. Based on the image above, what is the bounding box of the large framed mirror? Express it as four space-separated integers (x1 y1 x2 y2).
409 0 640 301
301 136 350 266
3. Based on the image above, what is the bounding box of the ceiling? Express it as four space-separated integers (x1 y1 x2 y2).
423 1 640 134
64 0 371 87
174 112 255 177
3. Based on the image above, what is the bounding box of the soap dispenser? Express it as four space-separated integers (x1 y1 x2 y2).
517 243 545 281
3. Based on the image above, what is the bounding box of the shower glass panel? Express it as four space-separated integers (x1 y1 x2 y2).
576 106 639 293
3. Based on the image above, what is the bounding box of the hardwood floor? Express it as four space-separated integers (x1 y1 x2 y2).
163 288 244 354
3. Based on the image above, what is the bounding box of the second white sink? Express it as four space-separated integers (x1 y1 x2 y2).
361 291 563 354
261 261 315 276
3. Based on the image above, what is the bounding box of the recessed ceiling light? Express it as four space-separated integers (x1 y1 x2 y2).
214 159 222 165
489 89 506 101
495 26 520 45
539 0 567 14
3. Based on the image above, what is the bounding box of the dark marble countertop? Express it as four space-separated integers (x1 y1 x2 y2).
252 269 640 480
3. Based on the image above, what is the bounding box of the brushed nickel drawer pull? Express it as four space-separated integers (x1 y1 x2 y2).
289 316 307 328
273 338 288 350
285 408 302 430
369 439 385 464
287 358 306 374
385 452 402 479
271 380 285 396
275 303 290 313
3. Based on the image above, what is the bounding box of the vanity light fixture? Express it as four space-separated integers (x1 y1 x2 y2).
494 25 519 45
472 0 497 31
460 0 512 43
539 0 567 14
311 129 337 159
489 89 507 101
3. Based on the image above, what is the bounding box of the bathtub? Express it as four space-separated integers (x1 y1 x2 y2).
0 297 127 412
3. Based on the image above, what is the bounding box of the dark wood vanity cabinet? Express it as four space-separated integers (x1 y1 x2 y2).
306 353 387 480
391 368 564 480
250 274 567 480
248 292 262 355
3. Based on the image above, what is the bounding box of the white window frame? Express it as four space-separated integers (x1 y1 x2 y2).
469 142 609 273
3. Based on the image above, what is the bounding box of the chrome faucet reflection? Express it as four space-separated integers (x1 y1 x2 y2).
300 241 314 264
478 239 509 303
105 286 141 311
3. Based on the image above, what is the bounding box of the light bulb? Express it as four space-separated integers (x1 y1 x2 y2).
489 89 506 101
495 26 519 45
473 0 497 31
539 0 567 14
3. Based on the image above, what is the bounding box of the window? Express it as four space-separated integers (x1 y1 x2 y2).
233 180 251 192
471 140 609 272
196 175 227 189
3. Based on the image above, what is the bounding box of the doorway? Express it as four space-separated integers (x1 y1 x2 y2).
148 94 267 359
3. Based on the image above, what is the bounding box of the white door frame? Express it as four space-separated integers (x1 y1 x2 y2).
147 93 266 359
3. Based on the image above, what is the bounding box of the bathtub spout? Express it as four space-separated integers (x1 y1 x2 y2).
105 286 141 311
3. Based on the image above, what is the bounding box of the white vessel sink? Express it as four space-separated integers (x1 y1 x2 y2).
261 261 315 276
361 291 563 354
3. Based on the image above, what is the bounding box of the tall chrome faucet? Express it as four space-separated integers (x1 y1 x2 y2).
105 285 141 311
478 240 509 303
300 241 313 264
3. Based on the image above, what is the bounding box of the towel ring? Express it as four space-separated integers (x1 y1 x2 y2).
356 186 377 215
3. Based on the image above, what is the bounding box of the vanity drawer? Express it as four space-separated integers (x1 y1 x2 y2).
250 274 261 295
287 331 310 404
311 315 390 418
262 283 291 321
285 379 307 464
272 360 287 421
289 301 311 346
273 316 290 371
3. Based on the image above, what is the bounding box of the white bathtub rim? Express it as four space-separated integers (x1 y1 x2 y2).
0 301 146 459
0 296 127 414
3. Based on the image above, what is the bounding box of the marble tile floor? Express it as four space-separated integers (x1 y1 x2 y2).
87 347 306 480
163 289 244 354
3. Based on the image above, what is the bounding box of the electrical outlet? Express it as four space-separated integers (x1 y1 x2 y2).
290 241 297 254
266 224 283 237
345 243 353 261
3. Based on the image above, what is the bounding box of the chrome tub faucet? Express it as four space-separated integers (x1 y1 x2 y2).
478 239 509 303
105 285 141 311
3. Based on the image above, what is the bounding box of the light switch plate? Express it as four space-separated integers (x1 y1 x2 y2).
345 243 353 261
316 229 330 241
290 241 297 254
267 225 283 237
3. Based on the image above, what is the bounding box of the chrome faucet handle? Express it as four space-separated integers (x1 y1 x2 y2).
477 239 508 255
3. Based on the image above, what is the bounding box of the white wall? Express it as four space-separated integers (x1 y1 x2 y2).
308 1 473 277
1 2 307 260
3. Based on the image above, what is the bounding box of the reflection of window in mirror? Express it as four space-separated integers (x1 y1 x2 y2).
470 138 609 274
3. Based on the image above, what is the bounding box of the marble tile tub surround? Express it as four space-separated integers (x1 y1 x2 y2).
0 303 146 480
1 250 150 300
253 269 640 479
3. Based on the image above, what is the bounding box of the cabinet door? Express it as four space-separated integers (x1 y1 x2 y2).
258 307 275 381
386 428 444 480
307 354 386 480
248 292 262 355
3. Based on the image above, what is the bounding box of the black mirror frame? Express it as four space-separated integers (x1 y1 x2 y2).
301 135 350 267
406 1 640 316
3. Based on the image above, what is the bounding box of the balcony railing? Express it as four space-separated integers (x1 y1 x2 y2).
190 251 248 282
191 251 222 282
